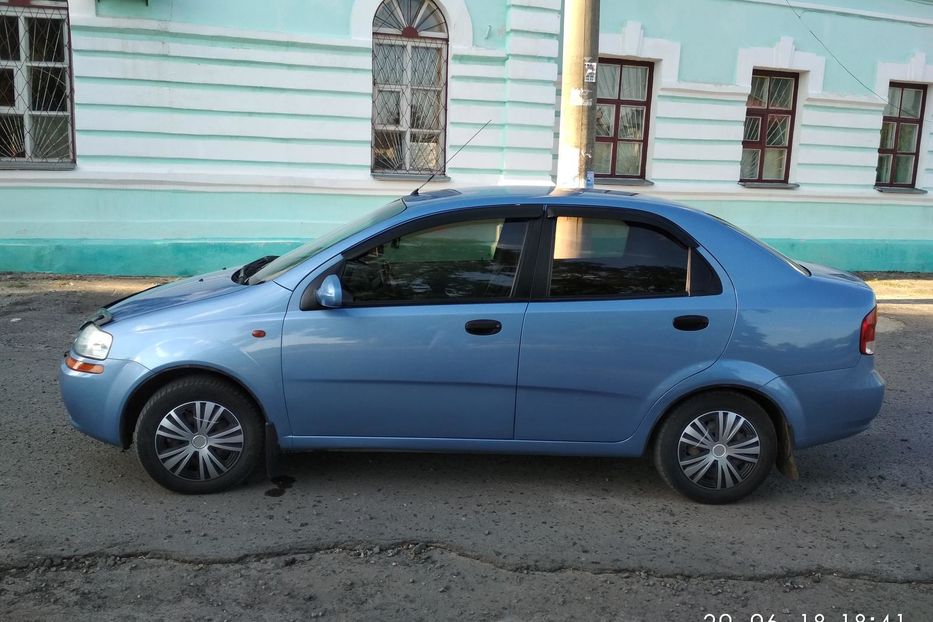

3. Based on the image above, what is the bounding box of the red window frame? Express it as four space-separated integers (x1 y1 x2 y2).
876 82 927 189
740 70 798 184
594 58 653 180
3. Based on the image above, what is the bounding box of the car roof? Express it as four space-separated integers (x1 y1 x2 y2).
399 185 706 221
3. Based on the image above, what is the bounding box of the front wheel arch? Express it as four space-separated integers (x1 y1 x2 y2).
121 365 269 449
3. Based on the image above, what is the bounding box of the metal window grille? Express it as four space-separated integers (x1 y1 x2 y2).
371 0 447 175
0 0 74 169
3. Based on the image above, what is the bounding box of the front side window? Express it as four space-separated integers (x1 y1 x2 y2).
740 70 798 183
0 0 73 168
342 218 529 304
548 216 711 298
594 59 653 179
876 82 927 188
371 0 448 175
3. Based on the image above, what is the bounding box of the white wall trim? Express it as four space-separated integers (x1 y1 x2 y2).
876 52 933 95
599 21 681 86
736 0 933 28
736 36 826 96
350 0 474 47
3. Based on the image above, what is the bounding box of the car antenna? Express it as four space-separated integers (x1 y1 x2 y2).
410 119 492 196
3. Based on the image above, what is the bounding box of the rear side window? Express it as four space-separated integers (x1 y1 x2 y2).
342 218 529 304
548 216 714 298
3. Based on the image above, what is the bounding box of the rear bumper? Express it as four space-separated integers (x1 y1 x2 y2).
59 355 150 447
768 356 885 449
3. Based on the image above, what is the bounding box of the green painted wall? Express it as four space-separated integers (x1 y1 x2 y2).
600 0 932 94
95 0 510 49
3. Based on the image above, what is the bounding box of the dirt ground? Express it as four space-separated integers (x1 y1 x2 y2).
1 271 931 621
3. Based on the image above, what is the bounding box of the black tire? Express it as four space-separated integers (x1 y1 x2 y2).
653 391 776 504
134 375 263 494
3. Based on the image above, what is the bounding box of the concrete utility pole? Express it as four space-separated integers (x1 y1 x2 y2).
556 0 600 189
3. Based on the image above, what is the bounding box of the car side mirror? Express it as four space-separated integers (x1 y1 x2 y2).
315 274 344 308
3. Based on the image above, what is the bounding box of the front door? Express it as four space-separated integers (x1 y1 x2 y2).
282 210 539 439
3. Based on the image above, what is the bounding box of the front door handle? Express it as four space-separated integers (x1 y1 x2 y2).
673 315 709 331
465 319 502 336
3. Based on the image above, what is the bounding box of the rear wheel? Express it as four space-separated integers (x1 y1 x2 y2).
653 391 776 504
135 375 263 494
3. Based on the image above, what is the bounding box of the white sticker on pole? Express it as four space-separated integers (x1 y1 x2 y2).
584 61 597 83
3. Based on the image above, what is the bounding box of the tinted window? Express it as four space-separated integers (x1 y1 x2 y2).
342 218 528 303
549 217 688 298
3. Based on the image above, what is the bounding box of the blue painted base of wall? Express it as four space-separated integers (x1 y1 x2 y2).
0 239 305 277
0 237 930 277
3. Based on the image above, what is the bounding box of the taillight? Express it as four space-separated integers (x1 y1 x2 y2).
860 307 877 355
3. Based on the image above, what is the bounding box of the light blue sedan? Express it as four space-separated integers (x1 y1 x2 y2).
59 187 884 503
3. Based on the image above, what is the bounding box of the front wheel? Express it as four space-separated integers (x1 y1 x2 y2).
653 391 777 504
135 375 263 494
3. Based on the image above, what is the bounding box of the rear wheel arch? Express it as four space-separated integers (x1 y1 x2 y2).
120 366 269 449
649 385 795 472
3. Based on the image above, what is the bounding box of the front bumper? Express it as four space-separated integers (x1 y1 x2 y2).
59 355 150 447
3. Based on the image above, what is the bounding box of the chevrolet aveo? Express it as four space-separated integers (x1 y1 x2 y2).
60 187 885 503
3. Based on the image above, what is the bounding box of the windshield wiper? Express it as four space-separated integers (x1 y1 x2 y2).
231 255 279 285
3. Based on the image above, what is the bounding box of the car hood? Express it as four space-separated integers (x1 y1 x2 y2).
105 269 243 321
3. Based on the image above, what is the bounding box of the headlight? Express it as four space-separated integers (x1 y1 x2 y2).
73 324 113 360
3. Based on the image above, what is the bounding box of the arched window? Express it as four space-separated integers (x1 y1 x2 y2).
371 0 447 175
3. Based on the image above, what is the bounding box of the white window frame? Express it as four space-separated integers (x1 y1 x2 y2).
0 0 74 169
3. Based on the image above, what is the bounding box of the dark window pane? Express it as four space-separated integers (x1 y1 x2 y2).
893 155 915 184
31 114 71 160
410 88 441 129
373 129 405 170
897 123 918 153
0 15 19 61
617 105 644 139
373 43 403 85
620 65 648 101
689 250 723 296
0 68 14 107
28 17 65 63
549 218 687 298
900 88 923 119
740 148 760 179
595 104 615 137
31 67 68 112
879 121 895 150
411 46 442 87
747 75 768 108
743 116 760 141
876 154 892 184
762 148 787 180
374 89 400 126
596 63 619 99
883 86 901 117
410 131 440 170
593 141 612 174
768 77 794 109
766 115 789 146
0 114 25 158
614 141 641 176
342 219 528 303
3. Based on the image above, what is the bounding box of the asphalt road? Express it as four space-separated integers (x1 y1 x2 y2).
1 275 931 621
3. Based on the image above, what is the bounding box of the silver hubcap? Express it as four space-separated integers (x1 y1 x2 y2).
678 410 761 490
154 401 244 481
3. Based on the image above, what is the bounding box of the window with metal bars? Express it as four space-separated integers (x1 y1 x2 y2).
876 82 927 189
594 59 654 180
371 0 447 176
0 0 74 168
740 70 798 184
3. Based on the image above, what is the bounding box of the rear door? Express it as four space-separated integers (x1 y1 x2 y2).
515 207 737 442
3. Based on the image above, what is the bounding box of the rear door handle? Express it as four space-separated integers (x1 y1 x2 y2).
673 315 709 331
465 319 502 336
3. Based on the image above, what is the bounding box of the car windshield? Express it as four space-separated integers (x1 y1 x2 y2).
246 199 407 285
